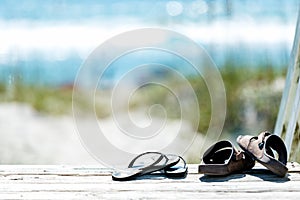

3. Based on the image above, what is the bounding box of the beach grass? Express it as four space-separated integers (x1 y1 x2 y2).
0 64 286 130
0 83 73 115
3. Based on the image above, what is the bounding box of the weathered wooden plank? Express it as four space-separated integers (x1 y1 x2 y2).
0 162 298 175
0 164 299 199
0 181 299 199
0 191 299 200
0 179 299 193
0 165 113 176
0 171 299 184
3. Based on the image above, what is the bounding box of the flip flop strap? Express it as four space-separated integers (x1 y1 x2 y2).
128 152 168 173
177 156 186 168
164 156 187 172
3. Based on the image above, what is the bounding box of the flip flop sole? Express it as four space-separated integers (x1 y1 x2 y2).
112 168 143 181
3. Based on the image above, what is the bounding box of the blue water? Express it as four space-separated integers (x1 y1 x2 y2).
0 0 297 23
0 0 298 86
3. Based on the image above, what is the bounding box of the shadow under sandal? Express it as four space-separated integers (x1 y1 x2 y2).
198 140 255 176
237 131 288 177
112 152 181 181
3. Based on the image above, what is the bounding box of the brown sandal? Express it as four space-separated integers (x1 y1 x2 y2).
237 131 288 177
198 140 255 176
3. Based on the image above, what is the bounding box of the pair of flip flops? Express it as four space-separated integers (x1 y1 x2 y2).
199 131 288 177
112 152 188 181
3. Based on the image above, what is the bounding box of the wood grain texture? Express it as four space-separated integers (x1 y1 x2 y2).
0 163 299 200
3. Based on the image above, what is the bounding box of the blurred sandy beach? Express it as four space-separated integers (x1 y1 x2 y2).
0 102 207 165
0 102 97 164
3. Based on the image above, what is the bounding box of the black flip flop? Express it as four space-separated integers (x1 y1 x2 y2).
112 152 177 181
112 152 183 181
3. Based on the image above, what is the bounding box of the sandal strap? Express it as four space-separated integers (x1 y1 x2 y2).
128 151 165 168
128 152 169 175
247 131 271 150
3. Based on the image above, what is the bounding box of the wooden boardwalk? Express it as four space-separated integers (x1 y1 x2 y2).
0 163 299 199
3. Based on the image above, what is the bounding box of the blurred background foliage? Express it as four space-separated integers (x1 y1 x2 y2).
0 62 286 137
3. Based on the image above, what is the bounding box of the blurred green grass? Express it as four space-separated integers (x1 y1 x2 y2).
0 64 285 130
0 82 73 115
220 63 285 135
1 64 295 161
